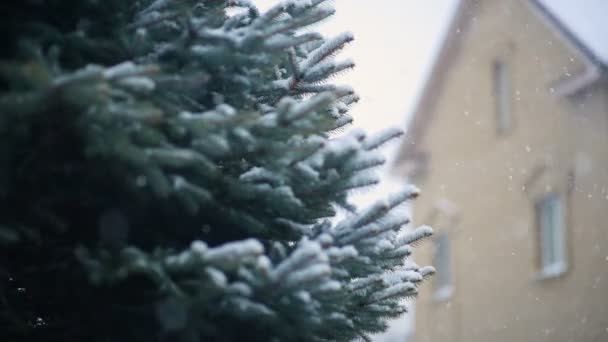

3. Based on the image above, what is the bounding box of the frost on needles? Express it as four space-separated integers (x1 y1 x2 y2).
0 0 434 341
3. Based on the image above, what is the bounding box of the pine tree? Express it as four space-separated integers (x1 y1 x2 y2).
0 1 434 341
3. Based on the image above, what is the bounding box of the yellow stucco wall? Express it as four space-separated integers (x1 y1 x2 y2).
402 1 608 341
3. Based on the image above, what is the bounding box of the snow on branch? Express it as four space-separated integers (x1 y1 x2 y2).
280 92 335 123
336 186 419 232
266 7 335 36
337 216 410 246
419 266 436 278
270 239 325 283
204 239 265 270
282 0 329 15
342 153 386 173
264 32 323 50
227 0 256 9
251 2 287 29
301 32 354 70
365 282 417 304
339 174 379 192
240 166 282 185
302 58 355 83
398 225 433 246
362 127 404 151
283 263 331 289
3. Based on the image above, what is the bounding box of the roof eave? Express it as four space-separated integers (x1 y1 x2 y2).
550 64 603 97
526 0 608 96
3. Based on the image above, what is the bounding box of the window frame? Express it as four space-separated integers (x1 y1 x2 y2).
432 232 453 301
535 193 568 279
493 58 511 135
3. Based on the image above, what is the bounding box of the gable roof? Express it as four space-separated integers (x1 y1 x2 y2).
394 0 607 168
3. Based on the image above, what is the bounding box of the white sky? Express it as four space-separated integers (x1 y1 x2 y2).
316 0 459 135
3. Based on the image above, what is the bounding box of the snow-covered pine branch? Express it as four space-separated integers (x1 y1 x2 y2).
0 1 434 341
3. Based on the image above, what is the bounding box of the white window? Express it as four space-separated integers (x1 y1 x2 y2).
493 59 511 134
433 233 453 300
536 194 567 278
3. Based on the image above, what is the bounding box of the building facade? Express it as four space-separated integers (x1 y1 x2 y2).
393 1 608 341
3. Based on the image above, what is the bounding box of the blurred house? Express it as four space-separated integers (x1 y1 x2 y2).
392 0 608 341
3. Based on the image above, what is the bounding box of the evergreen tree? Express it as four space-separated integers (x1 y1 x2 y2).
0 1 434 341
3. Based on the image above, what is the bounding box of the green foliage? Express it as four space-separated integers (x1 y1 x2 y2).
0 1 433 341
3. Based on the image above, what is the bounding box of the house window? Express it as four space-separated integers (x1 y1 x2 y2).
493 59 510 134
433 233 453 300
536 194 567 278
